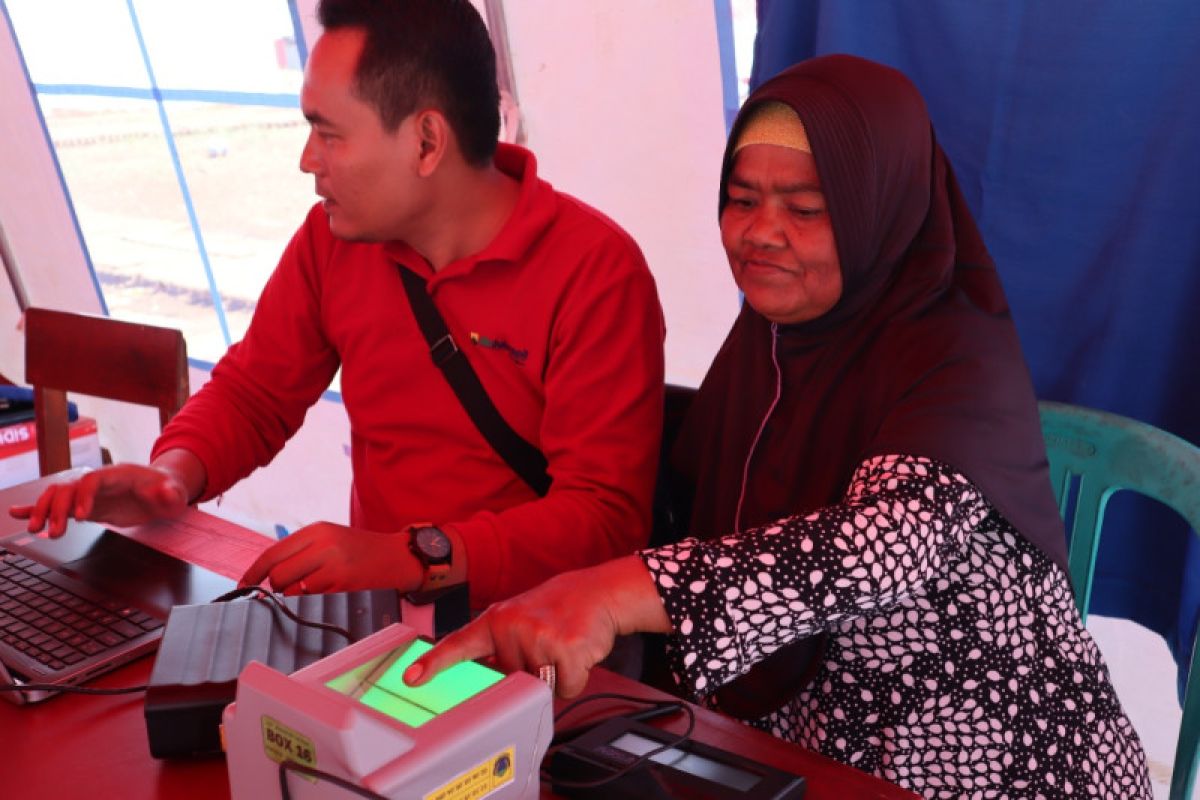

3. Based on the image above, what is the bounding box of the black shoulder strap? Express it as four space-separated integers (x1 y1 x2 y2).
398 266 552 496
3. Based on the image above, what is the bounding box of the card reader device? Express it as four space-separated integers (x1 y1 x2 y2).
223 622 553 800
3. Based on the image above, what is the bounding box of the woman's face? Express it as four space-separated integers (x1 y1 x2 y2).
721 144 842 325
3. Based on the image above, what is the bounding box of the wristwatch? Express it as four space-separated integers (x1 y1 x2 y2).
406 523 453 591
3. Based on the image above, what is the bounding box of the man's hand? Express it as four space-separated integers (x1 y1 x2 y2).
239 522 423 595
403 556 669 698
8 463 191 538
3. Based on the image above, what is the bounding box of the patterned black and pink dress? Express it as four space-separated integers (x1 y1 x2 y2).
642 453 1153 800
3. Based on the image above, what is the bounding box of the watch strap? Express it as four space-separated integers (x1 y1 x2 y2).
407 523 453 592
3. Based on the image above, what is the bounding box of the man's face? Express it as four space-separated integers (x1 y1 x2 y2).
720 144 843 325
299 28 422 242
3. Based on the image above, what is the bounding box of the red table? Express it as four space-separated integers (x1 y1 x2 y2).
0 474 916 799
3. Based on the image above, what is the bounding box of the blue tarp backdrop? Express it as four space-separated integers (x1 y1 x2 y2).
749 0 1200 694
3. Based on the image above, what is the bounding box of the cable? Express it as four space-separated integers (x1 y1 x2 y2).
552 690 688 727
541 691 697 790
551 698 683 746
278 759 389 800
0 682 147 695
213 586 354 642
211 585 260 603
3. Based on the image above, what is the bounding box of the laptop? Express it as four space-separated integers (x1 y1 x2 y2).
0 519 238 704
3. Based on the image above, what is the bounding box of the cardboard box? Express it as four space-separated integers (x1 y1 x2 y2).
0 416 103 489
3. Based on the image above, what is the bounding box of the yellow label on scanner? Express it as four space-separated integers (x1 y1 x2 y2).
261 716 318 783
424 747 516 800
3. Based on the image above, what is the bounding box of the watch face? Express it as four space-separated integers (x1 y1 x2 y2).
413 526 451 562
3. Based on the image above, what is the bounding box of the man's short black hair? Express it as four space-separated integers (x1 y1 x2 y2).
317 0 500 166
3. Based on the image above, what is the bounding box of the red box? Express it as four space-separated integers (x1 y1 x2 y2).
0 416 103 489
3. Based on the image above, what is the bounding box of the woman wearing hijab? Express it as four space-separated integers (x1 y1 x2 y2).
408 54 1152 798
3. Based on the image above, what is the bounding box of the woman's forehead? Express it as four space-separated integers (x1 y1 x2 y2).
728 144 823 192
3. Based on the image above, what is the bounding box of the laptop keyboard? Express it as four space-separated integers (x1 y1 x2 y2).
0 547 163 673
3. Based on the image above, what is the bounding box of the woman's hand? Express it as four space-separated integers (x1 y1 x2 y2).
404 556 670 698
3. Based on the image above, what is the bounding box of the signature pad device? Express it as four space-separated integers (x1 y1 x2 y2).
549 716 806 799
223 622 553 799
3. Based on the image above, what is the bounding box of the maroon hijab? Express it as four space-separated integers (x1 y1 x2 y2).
676 54 1068 570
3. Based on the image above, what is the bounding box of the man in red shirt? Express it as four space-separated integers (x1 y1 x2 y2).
11 0 664 610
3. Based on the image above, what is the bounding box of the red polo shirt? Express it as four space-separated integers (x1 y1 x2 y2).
153 144 666 606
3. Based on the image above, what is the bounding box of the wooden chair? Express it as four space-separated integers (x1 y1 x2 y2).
24 307 189 476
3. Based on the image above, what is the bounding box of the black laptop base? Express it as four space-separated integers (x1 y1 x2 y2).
0 525 238 703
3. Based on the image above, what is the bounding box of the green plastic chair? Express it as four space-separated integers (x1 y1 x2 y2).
1039 400 1200 800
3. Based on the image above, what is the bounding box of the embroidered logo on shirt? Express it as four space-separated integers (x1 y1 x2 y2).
470 332 528 366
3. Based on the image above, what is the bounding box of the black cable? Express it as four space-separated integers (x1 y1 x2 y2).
278 759 390 800
552 690 683 726
0 682 147 695
253 592 355 642
541 691 698 790
551 698 683 746
211 585 260 603
214 586 354 642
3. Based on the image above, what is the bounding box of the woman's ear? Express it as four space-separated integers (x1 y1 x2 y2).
413 109 449 177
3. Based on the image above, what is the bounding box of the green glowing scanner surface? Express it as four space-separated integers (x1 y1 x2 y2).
326 638 504 728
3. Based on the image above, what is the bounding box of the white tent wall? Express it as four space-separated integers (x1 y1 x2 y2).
0 1 736 537
495 1 738 384
0 6 101 367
